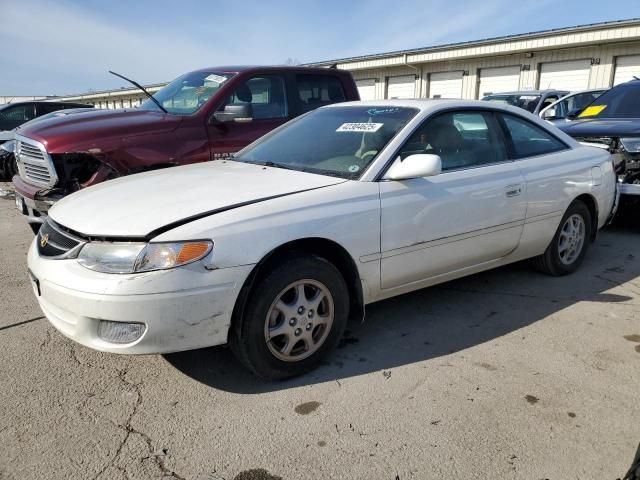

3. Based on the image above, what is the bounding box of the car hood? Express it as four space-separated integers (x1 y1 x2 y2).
48 160 347 238
557 118 640 137
15 108 182 153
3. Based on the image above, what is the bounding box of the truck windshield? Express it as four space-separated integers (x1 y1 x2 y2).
234 106 418 180
140 71 235 115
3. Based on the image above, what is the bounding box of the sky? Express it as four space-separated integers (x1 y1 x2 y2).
1 0 640 96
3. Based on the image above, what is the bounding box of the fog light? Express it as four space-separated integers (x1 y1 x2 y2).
97 320 146 344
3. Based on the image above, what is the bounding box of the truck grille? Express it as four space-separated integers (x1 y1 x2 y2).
37 219 86 259
16 137 57 188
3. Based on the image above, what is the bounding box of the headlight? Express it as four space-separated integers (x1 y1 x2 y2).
77 240 212 274
0 140 15 153
620 138 640 153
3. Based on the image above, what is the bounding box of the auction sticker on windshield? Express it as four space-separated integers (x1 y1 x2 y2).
336 123 383 133
579 105 607 117
205 74 228 84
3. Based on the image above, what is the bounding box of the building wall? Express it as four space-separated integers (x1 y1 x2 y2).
0 95 47 105
344 39 640 100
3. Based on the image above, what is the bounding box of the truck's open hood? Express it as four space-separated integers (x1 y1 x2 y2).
48 161 346 238
558 118 640 137
15 109 182 153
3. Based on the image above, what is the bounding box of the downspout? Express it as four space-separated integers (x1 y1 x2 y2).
403 54 422 98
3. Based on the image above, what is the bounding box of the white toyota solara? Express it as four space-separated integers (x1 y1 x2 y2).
27 100 616 379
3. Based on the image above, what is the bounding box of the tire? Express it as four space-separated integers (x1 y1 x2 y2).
29 223 41 235
531 200 592 276
230 254 349 380
7 155 17 179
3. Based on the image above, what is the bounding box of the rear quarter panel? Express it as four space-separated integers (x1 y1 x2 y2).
514 144 615 258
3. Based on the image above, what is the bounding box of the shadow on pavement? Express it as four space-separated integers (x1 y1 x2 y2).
164 221 640 394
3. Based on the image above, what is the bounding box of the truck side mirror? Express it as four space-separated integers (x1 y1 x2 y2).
212 104 253 123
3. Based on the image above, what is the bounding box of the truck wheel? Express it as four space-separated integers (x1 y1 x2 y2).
531 200 592 276
230 255 349 380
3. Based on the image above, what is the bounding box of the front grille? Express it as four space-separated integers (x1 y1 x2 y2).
37 220 86 258
16 138 56 187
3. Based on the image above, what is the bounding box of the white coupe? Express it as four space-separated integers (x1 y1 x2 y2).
27 100 616 379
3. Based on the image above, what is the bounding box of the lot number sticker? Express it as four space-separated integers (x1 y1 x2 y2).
337 123 384 133
205 74 228 84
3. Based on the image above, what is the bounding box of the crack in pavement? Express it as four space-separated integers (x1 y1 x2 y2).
91 368 186 480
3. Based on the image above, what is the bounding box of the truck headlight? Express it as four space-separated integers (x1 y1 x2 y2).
620 138 640 153
78 241 212 274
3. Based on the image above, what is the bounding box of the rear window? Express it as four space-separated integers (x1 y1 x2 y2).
296 75 346 113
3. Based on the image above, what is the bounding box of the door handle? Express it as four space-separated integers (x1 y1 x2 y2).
505 185 522 197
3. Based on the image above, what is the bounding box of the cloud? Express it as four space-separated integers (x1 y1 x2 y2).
0 0 617 95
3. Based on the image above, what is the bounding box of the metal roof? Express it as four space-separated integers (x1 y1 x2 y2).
305 18 640 66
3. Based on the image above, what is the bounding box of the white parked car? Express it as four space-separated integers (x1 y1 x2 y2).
539 89 607 124
27 100 616 379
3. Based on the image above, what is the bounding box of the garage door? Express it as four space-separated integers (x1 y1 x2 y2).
387 75 416 99
356 79 376 101
478 66 521 98
613 55 640 85
429 71 463 99
539 60 591 91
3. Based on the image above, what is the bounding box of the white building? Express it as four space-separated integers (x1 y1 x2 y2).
4 18 640 107
308 18 640 100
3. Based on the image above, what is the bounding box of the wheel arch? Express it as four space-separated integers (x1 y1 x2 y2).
230 237 364 338
573 193 599 241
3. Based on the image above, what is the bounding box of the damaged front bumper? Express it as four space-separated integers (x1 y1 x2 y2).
12 174 62 225
27 240 253 354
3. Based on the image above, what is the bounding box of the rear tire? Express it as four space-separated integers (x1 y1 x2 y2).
230 254 349 380
531 200 592 276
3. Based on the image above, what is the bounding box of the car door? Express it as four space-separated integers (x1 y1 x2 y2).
379 110 527 290
497 112 573 221
207 74 290 159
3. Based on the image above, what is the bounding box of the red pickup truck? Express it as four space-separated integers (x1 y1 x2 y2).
13 66 359 232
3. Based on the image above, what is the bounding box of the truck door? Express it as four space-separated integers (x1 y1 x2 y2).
206 74 290 160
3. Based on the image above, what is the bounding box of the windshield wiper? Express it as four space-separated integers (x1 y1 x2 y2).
261 161 297 171
108 70 168 114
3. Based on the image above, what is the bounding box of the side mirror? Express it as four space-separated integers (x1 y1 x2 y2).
384 154 442 181
212 104 253 123
566 108 582 120
541 107 557 119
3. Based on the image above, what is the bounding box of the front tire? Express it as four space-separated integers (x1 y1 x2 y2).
532 200 592 276
230 255 349 380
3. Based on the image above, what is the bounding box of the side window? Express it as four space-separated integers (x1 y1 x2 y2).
501 114 567 159
554 99 568 118
540 95 558 111
398 111 507 171
37 103 64 115
296 75 346 113
567 92 599 113
225 76 288 120
0 104 35 123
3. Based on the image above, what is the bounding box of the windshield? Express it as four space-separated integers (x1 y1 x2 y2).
483 94 541 113
235 106 418 179
578 82 640 118
140 71 235 115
